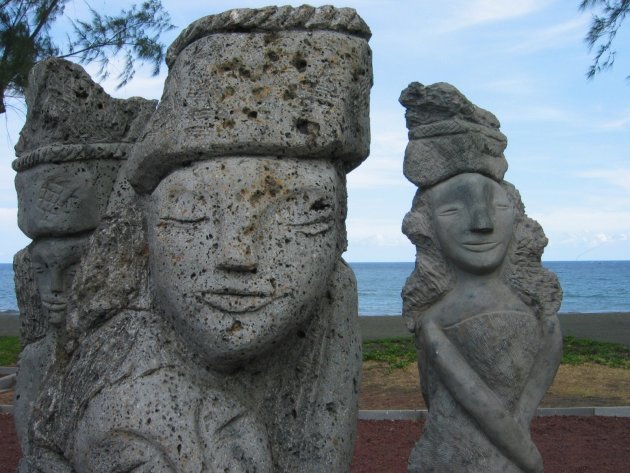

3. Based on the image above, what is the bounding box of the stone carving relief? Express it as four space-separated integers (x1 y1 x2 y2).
15 6 372 473
12 57 156 470
400 82 563 473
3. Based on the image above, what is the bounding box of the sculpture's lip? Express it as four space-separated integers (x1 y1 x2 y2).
461 241 500 252
41 299 67 311
195 289 278 313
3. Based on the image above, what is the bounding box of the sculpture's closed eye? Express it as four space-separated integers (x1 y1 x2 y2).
437 207 460 217
275 192 335 235
157 190 208 226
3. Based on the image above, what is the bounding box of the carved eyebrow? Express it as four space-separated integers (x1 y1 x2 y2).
158 215 207 224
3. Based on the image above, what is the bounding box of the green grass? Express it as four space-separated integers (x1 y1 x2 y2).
3 334 628 370
0 336 20 366
363 337 417 370
562 336 630 369
363 336 630 371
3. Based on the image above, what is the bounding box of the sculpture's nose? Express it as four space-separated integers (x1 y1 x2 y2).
50 268 65 293
216 222 258 273
470 206 493 233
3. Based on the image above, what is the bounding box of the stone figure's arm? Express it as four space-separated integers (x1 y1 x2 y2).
422 319 543 473
18 449 75 473
515 315 563 425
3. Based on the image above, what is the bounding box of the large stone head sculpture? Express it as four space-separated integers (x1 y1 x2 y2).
26 8 373 473
400 82 562 473
128 5 372 369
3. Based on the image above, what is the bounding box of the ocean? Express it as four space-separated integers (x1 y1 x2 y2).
351 261 630 315
1 261 629 315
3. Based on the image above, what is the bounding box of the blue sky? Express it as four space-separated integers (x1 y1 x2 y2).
1 0 629 262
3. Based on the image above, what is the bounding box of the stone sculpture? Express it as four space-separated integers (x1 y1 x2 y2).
16 6 372 473
12 57 156 469
400 82 563 473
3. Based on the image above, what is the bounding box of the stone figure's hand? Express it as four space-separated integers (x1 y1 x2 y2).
521 441 544 473
422 319 544 473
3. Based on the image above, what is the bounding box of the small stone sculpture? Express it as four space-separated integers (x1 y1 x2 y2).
12 57 156 470
400 82 563 473
16 6 372 473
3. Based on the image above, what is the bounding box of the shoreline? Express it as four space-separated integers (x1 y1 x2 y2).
2 311 630 346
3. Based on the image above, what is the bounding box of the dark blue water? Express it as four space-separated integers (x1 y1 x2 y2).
349 261 630 316
0 264 15 313
1 261 629 315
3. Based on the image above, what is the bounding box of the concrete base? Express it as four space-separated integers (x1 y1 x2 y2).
358 406 630 420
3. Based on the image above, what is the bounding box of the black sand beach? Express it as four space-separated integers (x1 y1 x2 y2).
1 311 629 346
359 313 630 346
0 313 19 338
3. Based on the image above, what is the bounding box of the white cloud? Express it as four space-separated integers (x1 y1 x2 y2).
83 62 166 101
0 208 30 262
578 169 630 192
506 16 588 54
532 207 630 241
347 218 407 245
435 0 551 32
501 105 575 123
347 127 411 189
593 112 630 131
481 78 537 96
530 205 630 260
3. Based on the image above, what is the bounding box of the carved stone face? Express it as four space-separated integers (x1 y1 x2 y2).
15 161 120 238
31 236 89 327
146 157 342 368
429 173 515 275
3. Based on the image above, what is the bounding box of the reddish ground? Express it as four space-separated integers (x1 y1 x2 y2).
2 414 629 473
351 417 630 473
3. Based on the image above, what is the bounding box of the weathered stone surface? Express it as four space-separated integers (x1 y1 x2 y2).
13 58 155 470
13 248 45 345
15 160 120 238
17 6 370 473
14 57 156 170
129 6 372 194
13 57 156 238
14 235 90 459
400 82 508 189
401 83 562 473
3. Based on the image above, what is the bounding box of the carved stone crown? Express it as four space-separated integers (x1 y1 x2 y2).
13 58 156 172
399 82 508 189
128 5 373 194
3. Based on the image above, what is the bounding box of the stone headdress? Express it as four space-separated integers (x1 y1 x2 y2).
128 5 373 194
13 57 156 172
400 82 508 190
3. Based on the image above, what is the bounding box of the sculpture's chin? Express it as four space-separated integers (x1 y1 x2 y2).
163 299 313 371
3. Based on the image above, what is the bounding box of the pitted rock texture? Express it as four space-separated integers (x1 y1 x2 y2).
129 6 372 194
12 60 154 472
15 160 121 238
16 6 370 473
400 83 562 473
13 58 156 238
13 248 45 345
167 4 372 63
13 57 156 171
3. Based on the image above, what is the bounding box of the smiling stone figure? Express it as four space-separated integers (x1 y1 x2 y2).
400 82 563 473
